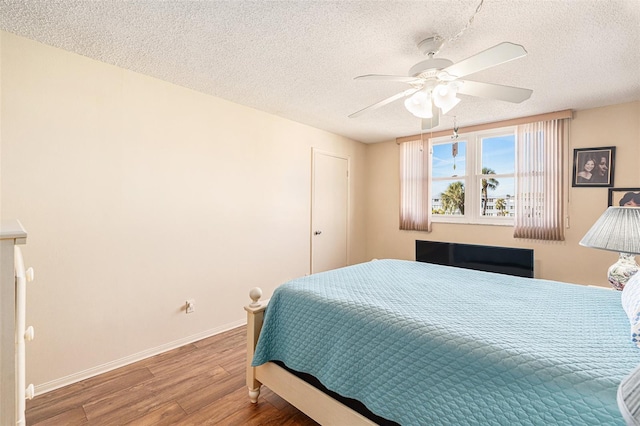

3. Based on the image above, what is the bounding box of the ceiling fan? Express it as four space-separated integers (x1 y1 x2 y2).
348 36 533 131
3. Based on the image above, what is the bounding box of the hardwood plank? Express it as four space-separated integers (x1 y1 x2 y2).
225 400 291 426
26 325 317 425
179 381 316 425
215 346 248 376
261 386 295 410
127 401 188 426
179 385 286 425
281 411 321 426
176 369 246 414
26 367 154 425
193 326 245 350
146 346 231 379
256 389 317 425
82 367 224 423
137 343 199 368
29 406 88 426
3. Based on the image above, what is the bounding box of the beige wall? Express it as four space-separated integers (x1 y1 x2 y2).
366 101 640 286
0 32 367 390
2 28 639 394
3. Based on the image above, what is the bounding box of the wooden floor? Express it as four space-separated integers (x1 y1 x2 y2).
26 326 318 425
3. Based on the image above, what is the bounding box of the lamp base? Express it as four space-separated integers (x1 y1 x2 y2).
608 253 639 291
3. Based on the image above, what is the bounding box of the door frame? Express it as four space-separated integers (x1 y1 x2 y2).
310 148 350 274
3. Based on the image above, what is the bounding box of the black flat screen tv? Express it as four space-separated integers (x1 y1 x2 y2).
415 240 534 278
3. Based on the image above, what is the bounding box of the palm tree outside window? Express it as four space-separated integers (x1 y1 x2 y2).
481 167 499 216
441 181 465 215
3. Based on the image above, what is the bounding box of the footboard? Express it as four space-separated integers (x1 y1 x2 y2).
245 288 375 425
244 287 267 402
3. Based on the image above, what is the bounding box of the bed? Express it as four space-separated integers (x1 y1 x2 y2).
245 259 640 425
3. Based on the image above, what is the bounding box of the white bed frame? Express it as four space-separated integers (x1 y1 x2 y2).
245 287 376 425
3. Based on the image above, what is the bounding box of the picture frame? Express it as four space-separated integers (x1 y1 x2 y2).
609 188 640 207
571 146 615 187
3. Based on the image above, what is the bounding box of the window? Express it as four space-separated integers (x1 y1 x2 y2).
430 127 516 225
399 113 568 238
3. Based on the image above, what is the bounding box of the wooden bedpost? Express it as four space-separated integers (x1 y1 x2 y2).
245 287 267 403
242 286 377 425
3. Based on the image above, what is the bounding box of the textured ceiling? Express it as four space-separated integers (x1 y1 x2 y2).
1 0 639 143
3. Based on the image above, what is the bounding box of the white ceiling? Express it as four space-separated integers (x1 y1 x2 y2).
1 0 639 143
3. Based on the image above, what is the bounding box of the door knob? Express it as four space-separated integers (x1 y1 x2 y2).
314 231 322 235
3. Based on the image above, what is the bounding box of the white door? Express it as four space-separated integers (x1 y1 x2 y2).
311 150 349 274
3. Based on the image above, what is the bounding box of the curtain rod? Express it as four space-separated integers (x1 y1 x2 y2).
396 109 573 144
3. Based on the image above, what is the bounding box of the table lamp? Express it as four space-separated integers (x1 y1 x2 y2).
579 206 640 291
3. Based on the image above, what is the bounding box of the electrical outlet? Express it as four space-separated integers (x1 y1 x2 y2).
185 299 195 314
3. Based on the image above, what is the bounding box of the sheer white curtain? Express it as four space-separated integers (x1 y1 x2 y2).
514 119 567 240
399 139 431 232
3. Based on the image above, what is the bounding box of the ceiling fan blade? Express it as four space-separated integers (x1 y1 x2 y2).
354 74 423 84
421 109 440 131
457 80 532 103
441 42 527 79
348 88 419 118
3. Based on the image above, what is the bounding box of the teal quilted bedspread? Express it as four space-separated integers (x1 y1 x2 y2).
252 259 640 425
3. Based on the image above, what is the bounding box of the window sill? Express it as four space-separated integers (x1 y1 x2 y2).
431 217 514 227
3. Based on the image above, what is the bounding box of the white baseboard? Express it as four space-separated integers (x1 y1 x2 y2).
34 319 246 396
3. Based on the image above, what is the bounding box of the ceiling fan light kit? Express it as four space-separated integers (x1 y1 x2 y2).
350 35 533 131
433 82 462 114
404 90 434 118
404 80 461 119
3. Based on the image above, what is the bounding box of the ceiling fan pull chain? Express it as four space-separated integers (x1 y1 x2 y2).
446 0 485 45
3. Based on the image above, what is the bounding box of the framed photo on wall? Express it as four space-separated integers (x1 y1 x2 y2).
609 188 640 207
572 146 615 187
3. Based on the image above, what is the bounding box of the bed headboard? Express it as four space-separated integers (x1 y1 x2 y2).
415 240 534 278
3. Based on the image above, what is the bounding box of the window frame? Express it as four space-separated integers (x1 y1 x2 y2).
430 126 517 226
